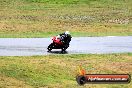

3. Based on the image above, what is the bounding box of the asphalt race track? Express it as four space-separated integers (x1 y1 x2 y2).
0 36 132 56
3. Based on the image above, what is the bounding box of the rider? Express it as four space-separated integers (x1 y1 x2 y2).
56 31 71 46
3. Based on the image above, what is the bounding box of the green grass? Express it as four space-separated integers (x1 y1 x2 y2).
0 0 132 37
1 31 132 38
0 53 132 87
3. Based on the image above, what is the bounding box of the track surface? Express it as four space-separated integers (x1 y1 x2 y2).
0 36 132 56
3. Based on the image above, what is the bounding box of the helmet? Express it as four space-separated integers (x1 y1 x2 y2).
65 31 70 35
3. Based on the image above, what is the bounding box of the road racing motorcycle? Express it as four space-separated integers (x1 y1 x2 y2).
47 36 70 53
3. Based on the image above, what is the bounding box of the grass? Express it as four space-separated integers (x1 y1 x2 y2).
1 31 132 38
0 0 132 37
0 53 132 87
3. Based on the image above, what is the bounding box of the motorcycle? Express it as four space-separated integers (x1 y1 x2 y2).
47 36 70 53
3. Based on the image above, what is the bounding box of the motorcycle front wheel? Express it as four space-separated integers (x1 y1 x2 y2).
47 43 53 52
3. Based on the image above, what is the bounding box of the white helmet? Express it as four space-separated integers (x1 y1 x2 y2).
65 31 70 35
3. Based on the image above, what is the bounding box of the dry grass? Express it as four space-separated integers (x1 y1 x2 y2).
0 0 132 37
0 75 32 88
0 54 132 87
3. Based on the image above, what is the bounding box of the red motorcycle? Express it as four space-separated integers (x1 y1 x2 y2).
47 36 69 53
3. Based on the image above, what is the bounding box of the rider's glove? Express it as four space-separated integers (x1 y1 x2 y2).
56 35 60 40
